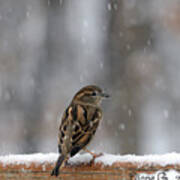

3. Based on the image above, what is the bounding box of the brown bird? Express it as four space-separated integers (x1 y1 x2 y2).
51 85 109 176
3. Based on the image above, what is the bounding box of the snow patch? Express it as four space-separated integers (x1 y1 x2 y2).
95 152 180 167
68 153 92 165
0 152 180 168
0 153 58 167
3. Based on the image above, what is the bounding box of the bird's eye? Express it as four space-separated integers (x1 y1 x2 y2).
92 92 96 96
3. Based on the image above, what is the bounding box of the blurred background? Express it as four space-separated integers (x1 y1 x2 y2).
0 0 180 155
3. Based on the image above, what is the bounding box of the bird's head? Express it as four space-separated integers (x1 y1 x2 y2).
72 85 109 106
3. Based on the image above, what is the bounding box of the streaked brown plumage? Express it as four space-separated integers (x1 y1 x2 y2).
51 85 109 176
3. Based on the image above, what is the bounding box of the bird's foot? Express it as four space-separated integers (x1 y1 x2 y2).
92 152 103 160
83 148 103 160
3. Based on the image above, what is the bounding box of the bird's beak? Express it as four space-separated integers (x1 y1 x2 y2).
100 92 110 98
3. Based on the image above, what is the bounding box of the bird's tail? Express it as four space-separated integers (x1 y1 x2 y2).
51 154 65 176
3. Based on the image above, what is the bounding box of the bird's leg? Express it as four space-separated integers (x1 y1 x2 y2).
64 156 70 166
83 147 96 157
83 147 103 160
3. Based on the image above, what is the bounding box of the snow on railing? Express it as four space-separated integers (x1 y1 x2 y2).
0 152 180 179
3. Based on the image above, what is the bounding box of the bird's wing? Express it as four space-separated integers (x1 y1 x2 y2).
69 104 102 157
58 104 102 157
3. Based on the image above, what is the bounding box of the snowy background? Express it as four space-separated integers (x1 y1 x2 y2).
0 0 180 155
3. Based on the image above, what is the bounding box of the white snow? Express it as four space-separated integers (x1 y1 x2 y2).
0 153 58 167
163 109 169 119
0 153 92 167
0 152 180 168
128 109 132 117
68 153 92 165
107 3 112 11
95 152 180 167
83 20 89 28
118 123 125 131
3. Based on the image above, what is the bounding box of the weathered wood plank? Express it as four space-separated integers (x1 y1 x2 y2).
0 153 180 179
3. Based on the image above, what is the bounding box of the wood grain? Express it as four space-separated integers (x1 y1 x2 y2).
0 154 180 179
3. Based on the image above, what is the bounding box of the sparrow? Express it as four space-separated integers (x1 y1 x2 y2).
51 85 109 176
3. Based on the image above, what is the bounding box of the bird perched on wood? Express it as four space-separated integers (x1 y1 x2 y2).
51 85 109 176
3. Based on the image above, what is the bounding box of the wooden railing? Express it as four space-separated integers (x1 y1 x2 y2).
0 153 180 179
